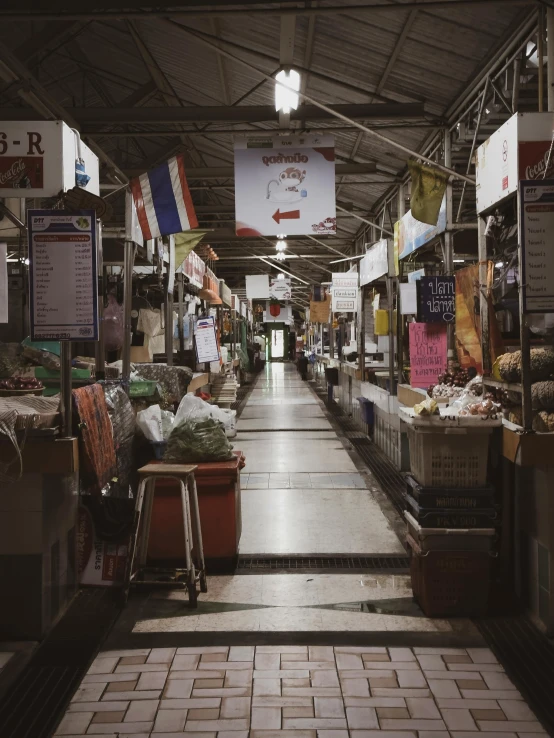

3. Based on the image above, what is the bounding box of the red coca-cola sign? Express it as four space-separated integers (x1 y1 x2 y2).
0 156 43 188
519 141 554 181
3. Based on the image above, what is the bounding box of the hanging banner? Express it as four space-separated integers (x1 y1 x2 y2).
270 278 292 300
519 179 554 312
182 249 205 289
195 316 220 363
409 323 447 388
417 276 455 323
396 196 447 260
28 209 98 341
234 135 336 237
360 239 389 286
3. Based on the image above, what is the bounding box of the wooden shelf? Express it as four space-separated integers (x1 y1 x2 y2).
483 377 522 393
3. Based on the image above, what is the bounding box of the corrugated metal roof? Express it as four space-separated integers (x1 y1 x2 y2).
0 1 533 283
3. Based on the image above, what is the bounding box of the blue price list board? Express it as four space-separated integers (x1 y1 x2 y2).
28 209 98 341
417 276 455 324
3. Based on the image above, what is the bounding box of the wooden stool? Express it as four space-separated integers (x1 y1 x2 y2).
123 463 207 607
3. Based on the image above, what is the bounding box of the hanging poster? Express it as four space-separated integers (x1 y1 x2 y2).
270 278 292 300
519 179 554 312
418 276 455 323
195 316 220 363
234 135 336 237
409 323 448 388
28 209 98 341
360 239 389 286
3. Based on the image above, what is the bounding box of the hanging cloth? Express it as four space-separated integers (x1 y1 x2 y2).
408 160 447 226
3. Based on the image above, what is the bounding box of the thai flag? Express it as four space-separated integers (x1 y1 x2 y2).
130 154 198 240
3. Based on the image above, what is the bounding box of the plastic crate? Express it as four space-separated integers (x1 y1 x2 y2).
405 474 495 510
405 511 496 552
356 397 374 426
404 493 497 529
406 424 492 488
407 534 492 617
129 380 157 397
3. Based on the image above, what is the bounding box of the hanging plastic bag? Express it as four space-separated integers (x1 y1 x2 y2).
104 293 124 352
136 405 164 442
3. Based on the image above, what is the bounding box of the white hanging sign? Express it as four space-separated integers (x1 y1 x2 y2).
195 316 220 363
269 278 292 300
234 135 336 237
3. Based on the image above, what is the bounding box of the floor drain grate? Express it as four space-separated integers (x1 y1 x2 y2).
0 589 120 738
476 615 554 736
237 555 410 571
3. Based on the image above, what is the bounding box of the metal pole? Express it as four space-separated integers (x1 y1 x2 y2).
397 184 405 384
121 240 135 392
538 8 545 112
517 189 533 432
386 276 395 396
444 130 455 362
95 220 105 380
177 272 185 364
60 341 73 438
165 292 174 366
548 7 554 111
358 284 365 382
477 217 491 374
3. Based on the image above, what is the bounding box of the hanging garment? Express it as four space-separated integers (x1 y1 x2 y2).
73 384 117 495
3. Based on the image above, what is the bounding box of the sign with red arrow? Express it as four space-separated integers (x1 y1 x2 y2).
234 134 336 236
272 209 300 224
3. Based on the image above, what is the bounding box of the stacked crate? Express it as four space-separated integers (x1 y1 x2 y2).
400 409 501 617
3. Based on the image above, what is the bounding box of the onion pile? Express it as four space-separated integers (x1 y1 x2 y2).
0 376 44 391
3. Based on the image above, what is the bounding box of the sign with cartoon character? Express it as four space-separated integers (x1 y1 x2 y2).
234 135 336 237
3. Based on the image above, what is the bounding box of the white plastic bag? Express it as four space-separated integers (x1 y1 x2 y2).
174 393 236 434
136 405 164 442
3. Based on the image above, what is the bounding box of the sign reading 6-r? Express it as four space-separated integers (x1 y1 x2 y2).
0 132 7 155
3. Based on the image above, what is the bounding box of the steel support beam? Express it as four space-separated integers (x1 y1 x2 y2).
122 162 377 179
1 102 426 125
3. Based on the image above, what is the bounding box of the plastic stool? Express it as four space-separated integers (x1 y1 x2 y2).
123 463 207 607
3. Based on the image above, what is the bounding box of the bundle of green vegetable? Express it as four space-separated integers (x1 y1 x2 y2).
164 417 234 463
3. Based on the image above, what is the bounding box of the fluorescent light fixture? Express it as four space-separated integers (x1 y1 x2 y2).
277 272 285 280
275 69 300 114
453 259 465 263
277 233 287 239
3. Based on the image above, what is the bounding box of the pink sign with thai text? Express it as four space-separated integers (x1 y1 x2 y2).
409 322 447 388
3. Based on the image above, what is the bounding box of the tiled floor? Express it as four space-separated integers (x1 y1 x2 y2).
50 363 549 736
55 646 546 737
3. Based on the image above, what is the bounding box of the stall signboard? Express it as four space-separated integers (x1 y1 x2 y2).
270 278 292 300
360 239 389 286
408 268 425 283
220 280 232 307
332 288 357 312
28 209 98 341
418 276 455 323
409 322 448 388
195 316 220 363
182 250 205 288
234 135 336 237
332 272 358 289
519 179 554 312
0 120 99 197
476 112 554 213
396 196 446 260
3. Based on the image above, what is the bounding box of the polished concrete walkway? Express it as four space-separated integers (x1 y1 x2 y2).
238 363 403 556
49 363 547 737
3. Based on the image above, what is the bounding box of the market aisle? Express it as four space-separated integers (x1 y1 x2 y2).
238 362 404 555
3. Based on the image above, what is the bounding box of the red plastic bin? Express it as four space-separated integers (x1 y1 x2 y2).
147 453 242 573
